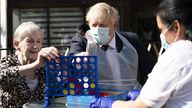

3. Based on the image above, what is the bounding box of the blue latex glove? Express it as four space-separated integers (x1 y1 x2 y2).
90 97 114 108
126 89 140 101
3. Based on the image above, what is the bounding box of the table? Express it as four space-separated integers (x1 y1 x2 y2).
23 97 67 108
22 96 91 108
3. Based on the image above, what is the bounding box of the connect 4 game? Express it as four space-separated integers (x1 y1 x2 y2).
44 56 99 108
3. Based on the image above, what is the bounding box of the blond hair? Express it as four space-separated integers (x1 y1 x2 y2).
13 21 43 41
86 2 119 26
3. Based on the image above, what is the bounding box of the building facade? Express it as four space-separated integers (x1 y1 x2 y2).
0 0 161 58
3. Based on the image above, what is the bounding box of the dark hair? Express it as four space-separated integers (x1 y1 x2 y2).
78 24 90 34
157 0 192 39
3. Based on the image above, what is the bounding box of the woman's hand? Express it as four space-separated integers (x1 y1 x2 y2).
35 46 59 67
18 46 59 79
90 97 114 108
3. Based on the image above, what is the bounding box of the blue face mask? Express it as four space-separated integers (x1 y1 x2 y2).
160 24 173 50
160 33 169 50
91 27 110 45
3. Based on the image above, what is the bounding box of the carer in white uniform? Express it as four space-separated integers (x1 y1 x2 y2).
94 0 192 108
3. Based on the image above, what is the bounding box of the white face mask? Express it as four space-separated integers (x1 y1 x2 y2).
91 27 110 45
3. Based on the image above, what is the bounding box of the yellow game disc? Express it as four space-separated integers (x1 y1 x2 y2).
70 90 75 95
90 83 96 88
63 90 68 95
70 83 75 88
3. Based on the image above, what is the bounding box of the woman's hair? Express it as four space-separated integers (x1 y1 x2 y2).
86 2 119 27
156 0 192 39
13 21 43 41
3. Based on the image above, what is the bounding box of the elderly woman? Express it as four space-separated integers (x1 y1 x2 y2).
0 21 59 108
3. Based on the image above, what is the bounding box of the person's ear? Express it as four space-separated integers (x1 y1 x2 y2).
13 39 20 50
173 20 181 36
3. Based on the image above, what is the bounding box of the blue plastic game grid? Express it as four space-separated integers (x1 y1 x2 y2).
44 56 99 108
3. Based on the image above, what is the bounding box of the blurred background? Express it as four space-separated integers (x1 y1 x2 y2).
0 0 161 59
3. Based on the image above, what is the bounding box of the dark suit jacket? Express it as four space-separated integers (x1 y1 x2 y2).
68 31 157 85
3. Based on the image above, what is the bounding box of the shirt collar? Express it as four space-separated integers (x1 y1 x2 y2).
108 32 116 49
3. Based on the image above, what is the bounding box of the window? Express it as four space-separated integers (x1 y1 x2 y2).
13 7 84 51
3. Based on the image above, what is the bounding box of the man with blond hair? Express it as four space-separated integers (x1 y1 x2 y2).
69 2 156 89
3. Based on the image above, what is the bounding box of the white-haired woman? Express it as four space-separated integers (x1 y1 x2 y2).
0 21 59 108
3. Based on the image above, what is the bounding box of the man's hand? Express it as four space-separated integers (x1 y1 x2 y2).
75 52 89 56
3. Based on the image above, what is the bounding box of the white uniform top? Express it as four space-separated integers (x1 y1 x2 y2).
85 31 141 90
140 40 192 108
